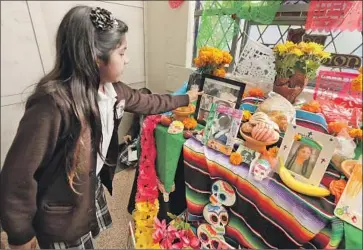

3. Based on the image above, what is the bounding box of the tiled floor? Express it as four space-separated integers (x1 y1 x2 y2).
1 169 136 249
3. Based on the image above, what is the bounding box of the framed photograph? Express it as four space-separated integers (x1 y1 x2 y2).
195 74 246 125
204 104 243 155
187 72 203 91
334 163 362 229
278 124 337 186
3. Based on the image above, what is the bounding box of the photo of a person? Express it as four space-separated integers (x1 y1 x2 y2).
203 79 240 103
197 110 210 124
200 95 213 110
286 142 320 179
210 114 232 145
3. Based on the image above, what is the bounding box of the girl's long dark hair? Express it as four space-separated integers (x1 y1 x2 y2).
26 6 128 193
286 144 311 176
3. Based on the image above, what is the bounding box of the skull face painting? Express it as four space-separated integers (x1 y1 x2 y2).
210 180 236 207
203 203 229 235
197 223 227 249
251 159 271 182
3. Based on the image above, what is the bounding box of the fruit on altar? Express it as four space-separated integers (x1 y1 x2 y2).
160 116 173 127
183 130 193 139
251 122 280 142
278 158 330 197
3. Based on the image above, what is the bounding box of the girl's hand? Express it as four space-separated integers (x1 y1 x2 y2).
187 89 203 103
123 135 132 143
9 237 37 249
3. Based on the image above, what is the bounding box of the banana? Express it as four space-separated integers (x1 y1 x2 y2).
278 157 330 197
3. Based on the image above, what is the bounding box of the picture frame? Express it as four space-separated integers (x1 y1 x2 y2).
278 124 337 186
203 103 243 155
194 74 246 125
334 163 362 230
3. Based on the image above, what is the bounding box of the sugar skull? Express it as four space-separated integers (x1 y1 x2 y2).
203 203 229 235
251 159 271 182
210 180 236 207
197 223 228 249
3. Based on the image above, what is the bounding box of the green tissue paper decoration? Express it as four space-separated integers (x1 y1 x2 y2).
197 0 282 50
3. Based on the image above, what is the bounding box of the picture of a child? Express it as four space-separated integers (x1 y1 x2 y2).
286 144 315 179
211 114 232 145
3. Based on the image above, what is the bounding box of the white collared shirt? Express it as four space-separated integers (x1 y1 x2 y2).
96 82 118 175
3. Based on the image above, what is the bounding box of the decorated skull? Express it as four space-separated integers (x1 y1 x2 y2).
197 223 228 249
210 180 236 207
251 159 271 182
203 203 229 235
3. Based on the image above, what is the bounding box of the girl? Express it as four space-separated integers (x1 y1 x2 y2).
286 144 313 178
0 6 200 249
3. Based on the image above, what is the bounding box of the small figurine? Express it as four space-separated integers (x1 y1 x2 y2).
251 159 272 182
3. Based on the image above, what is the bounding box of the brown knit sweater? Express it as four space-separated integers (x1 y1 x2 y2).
0 82 189 246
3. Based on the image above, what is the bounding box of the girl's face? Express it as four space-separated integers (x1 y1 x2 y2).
99 38 130 83
297 146 312 160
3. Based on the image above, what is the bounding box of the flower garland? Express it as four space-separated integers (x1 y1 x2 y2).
132 115 162 249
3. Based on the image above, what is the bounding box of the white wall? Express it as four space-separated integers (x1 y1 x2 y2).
144 1 195 94
1 1 146 166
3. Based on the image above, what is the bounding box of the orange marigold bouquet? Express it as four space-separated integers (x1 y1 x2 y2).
194 47 233 78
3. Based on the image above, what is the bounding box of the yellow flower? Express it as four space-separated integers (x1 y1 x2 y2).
317 50 331 59
212 50 224 65
212 67 226 77
285 41 297 51
274 44 288 55
349 128 363 140
294 134 302 141
242 110 252 121
352 67 362 92
268 146 279 158
352 75 362 92
291 48 303 57
222 51 233 64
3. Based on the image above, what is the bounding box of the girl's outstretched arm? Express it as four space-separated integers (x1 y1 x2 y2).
116 82 200 115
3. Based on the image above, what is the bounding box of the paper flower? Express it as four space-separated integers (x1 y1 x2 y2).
301 100 321 113
230 152 243 166
329 179 347 203
268 146 279 158
294 134 302 141
133 115 161 248
328 121 349 135
351 66 362 92
349 128 363 140
246 88 265 98
183 117 198 130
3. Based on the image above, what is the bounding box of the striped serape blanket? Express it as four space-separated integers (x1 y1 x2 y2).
184 138 343 249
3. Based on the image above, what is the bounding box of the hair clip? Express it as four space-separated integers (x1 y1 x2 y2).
90 7 118 31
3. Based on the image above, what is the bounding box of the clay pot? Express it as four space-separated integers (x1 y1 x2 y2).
273 71 308 104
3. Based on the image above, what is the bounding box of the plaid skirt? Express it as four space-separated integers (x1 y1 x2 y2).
117 139 139 171
43 178 112 249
